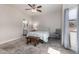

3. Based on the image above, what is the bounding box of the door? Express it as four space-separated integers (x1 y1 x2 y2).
63 6 78 53
63 8 70 49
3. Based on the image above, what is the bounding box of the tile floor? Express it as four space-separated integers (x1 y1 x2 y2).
0 38 75 54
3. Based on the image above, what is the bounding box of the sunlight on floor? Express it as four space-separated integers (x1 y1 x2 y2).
48 47 61 54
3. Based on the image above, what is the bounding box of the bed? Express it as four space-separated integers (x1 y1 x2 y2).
27 31 49 42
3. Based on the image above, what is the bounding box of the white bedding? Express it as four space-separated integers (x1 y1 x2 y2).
27 31 49 42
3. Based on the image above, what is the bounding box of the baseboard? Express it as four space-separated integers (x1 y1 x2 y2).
0 36 23 48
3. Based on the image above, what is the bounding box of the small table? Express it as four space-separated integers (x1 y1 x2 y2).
26 36 40 46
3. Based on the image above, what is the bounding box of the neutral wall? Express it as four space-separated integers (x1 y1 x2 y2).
0 5 31 44
32 6 62 36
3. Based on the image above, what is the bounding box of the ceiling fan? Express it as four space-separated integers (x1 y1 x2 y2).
25 4 42 13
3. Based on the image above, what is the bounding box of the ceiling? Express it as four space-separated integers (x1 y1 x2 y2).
11 4 62 16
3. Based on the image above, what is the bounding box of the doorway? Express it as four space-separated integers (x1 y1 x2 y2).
63 6 78 53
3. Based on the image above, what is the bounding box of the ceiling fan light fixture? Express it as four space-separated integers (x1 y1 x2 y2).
26 4 42 13
32 9 37 12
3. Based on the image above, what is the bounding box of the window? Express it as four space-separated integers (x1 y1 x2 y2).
69 7 77 20
69 7 77 32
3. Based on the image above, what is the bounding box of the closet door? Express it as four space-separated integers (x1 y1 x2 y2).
63 8 70 49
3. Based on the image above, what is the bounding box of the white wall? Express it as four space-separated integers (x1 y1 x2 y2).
0 4 62 44
0 5 31 44
32 5 62 36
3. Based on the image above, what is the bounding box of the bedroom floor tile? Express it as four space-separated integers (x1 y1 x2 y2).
0 38 75 54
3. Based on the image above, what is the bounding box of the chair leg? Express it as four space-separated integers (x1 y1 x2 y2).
26 39 31 44
34 44 36 46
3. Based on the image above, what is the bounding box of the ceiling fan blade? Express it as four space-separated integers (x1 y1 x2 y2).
37 9 42 12
28 4 33 8
25 9 31 10
37 6 42 8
